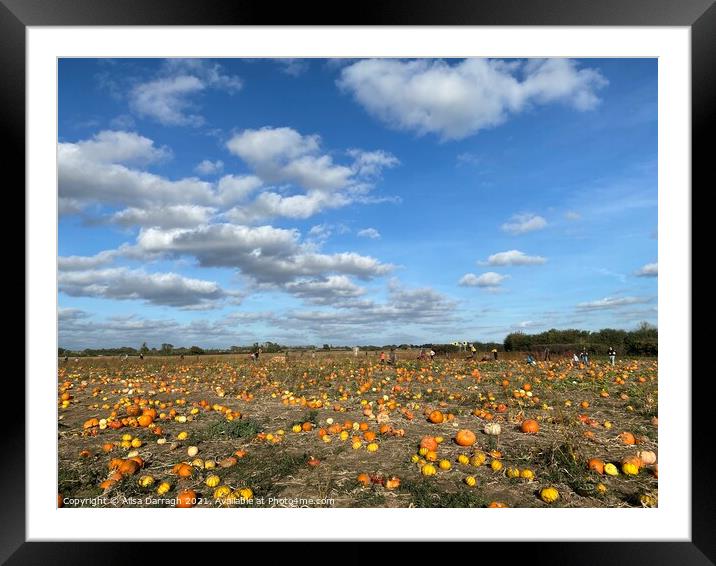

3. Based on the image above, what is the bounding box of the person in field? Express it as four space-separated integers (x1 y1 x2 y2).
389 348 397 365
492 348 498 361
572 353 580 367
429 349 436 361
380 351 386 364
418 348 426 360
470 344 477 358
608 347 616 366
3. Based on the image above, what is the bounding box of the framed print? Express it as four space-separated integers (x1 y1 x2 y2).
8 0 709 562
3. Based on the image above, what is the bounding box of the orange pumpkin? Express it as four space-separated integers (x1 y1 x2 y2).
488 501 508 508
137 414 154 427
363 431 377 442
172 463 193 477
357 473 371 486
420 436 438 452
99 479 116 490
119 459 140 476
520 419 540 434
587 458 605 474
428 410 444 424
176 489 197 508
620 431 636 445
455 429 477 447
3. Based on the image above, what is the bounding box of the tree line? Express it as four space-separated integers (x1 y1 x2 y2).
503 322 657 356
59 324 657 358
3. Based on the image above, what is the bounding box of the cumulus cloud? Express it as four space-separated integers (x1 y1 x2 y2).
133 224 393 284
195 159 224 175
59 267 240 309
110 205 216 229
284 275 366 305
459 272 509 288
58 281 460 348
635 262 658 277
225 191 351 224
130 75 206 126
59 312 250 350
59 132 215 212
576 296 652 311
483 250 547 266
338 58 608 140
129 60 242 126
58 250 118 271
65 130 171 165
215 175 263 206
58 307 91 321
226 127 353 191
501 213 547 235
225 127 398 220
357 228 381 239
287 280 459 333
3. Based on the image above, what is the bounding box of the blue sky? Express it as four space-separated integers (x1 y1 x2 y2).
58 58 657 349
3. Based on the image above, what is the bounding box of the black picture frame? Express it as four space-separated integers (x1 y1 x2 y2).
8 0 707 563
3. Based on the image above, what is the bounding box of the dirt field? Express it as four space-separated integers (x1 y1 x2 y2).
57 352 658 508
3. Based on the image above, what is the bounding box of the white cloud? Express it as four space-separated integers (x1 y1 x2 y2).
483 250 547 266
133 224 393 284
67 130 171 165
129 60 242 126
58 250 118 271
130 75 206 126
284 275 366 304
348 149 400 178
195 159 224 175
576 296 652 311
226 127 353 191
338 58 607 140
215 175 263 206
59 132 216 212
357 228 381 239
110 205 216 229
58 307 91 321
501 213 547 235
564 211 582 221
59 267 240 309
635 262 658 277
459 272 509 288
225 191 351 224
225 127 398 221
162 59 243 92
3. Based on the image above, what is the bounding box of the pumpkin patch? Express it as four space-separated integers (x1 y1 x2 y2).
58 353 657 508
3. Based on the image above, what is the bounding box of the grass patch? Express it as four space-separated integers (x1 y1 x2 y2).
400 478 486 508
201 418 261 440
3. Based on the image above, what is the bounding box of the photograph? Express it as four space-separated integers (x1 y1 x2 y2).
56 56 660 510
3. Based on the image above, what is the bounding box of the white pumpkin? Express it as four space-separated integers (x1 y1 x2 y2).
484 423 502 436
